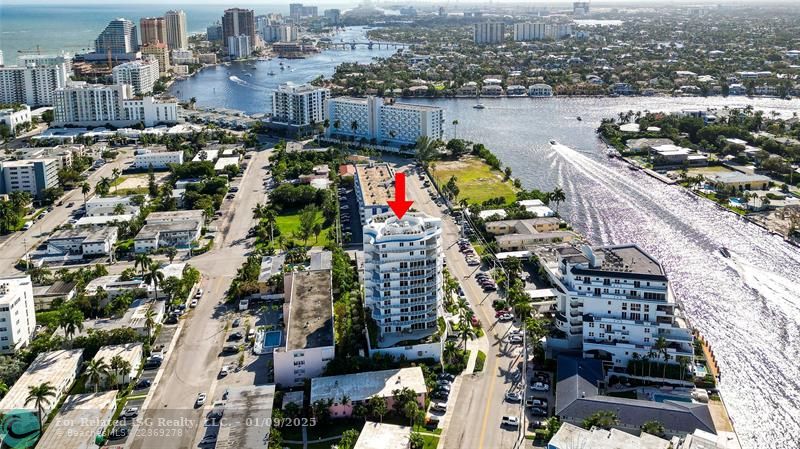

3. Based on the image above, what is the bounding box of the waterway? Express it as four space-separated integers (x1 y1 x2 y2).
169 27 395 113
171 34 800 447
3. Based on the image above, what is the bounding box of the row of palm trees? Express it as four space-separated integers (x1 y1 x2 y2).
629 336 692 382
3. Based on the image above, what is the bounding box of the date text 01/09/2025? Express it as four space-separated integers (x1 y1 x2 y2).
204 417 318 428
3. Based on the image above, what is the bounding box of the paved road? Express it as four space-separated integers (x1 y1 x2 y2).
0 151 133 275
395 162 525 449
128 150 272 449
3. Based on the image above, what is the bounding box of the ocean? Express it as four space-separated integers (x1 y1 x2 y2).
0 3 349 65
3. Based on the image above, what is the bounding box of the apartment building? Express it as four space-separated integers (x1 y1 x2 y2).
112 59 160 95
543 245 694 370
86 343 143 389
53 82 178 128
140 43 171 75
140 17 167 46
273 252 335 387
227 35 252 59
529 84 554 97
171 49 196 65
0 349 84 417
46 227 118 256
133 146 184 169
133 209 203 253
0 61 69 106
222 8 256 48
0 105 31 136
363 212 444 360
13 146 74 170
91 18 139 61
310 368 426 418
514 22 546 41
271 83 329 127
165 10 188 50
85 196 140 217
473 22 506 44
0 275 37 354
0 158 59 198
354 163 394 225
123 96 179 125
327 96 443 147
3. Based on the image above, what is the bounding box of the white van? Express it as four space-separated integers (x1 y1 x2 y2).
22 221 33 231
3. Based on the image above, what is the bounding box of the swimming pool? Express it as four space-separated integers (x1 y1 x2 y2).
262 330 282 348
653 393 692 403
694 363 708 377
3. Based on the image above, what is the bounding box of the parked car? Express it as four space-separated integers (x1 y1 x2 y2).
199 435 217 445
436 379 451 388
108 427 129 440
501 416 520 428
190 299 198 308
247 328 255 340
530 407 548 417
135 379 152 389
120 407 139 419
498 313 513 322
436 383 451 393
495 309 511 318
219 365 230 377
505 391 522 403
66 202 75 208
526 398 547 408
223 345 239 354
508 334 524 344
431 390 449 400
195 288 203 298
229 332 243 341
437 373 455 382
431 402 447 412
471 315 480 327
232 318 241 327
530 382 549 392
196 393 207 407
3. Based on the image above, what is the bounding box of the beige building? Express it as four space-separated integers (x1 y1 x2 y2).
85 343 144 389
140 42 171 75
485 218 575 251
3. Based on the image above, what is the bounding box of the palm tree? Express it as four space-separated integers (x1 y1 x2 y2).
631 353 641 377
96 177 111 196
109 355 126 387
443 340 459 365
452 119 459 139
144 307 158 336
549 187 566 214
654 336 669 382
144 262 164 301
458 314 477 351
340 394 350 411
25 382 56 431
111 168 121 193
164 246 178 264
134 253 152 277
84 359 110 392
0 380 9 398
367 395 387 423
641 420 666 438
264 209 277 245
81 182 91 207
582 410 619 430
350 120 359 135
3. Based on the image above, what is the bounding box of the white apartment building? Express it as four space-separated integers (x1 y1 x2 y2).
363 212 444 358
529 84 554 97
0 349 83 417
85 196 140 217
273 253 335 387
280 25 299 43
0 158 59 198
473 22 506 44
112 59 160 95
165 10 189 50
53 82 178 127
0 275 37 354
46 227 118 256
133 146 184 169
543 245 694 370
171 49 196 65
18 54 73 75
327 97 443 148
271 83 329 127
514 22 546 41
228 35 252 59
0 105 32 135
546 23 573 40
0 61 69 106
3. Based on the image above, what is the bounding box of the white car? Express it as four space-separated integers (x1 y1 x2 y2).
195 289 203 299
196 393 207 407
190 299 198 308
508 334 524 344
219 365 230 377
431 402 447 412
120 407 138 419
501 416 520 428
498 313 513 322
530 382 550 392
504 391 522 402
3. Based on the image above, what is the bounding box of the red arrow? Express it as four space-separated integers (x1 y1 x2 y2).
388 172 413 219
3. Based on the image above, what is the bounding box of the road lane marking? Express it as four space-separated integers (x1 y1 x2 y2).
478 356 499 449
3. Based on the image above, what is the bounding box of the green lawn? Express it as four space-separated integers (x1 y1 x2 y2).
275 210 332 247
432 157 517 205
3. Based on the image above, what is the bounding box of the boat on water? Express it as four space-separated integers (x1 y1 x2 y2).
267 70 275 76
473 103 485 109
549 139 557 145
280 66 285 70
577 116 582 121
720 247 731 258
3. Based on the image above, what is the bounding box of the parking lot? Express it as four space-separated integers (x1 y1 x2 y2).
338 185 362 248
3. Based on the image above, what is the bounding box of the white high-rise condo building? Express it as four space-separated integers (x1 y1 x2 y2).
363 212 444 356
326 97 443 148
53 82 178 127
18 54 72 75
0 61 69 106
279 25 299 43
271 83 329 127
0 275 36 354
543 245 694 370
112 59 160 95
0 158 59 198
514 22 546 41
546 23 573 40
165 10 188 50
93 18 139 60
473 22 505 44
227 35 252 59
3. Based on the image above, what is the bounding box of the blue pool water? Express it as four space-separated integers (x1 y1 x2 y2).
654 393 692 403
263 331 282 348
695 363 709 377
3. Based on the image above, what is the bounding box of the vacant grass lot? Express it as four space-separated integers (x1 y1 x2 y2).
275 209 332 247
432 157 517 205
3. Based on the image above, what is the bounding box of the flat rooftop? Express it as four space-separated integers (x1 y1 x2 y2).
595 245 664 276
145 209 204 223
214 385 275 449
49 227 116 243
93 343 143 368
549 422 670 449
284 269 334 351
354 423 412 449
0 349 84 413
310 367 426 404
135 220 200 239
36 391 119 449
356 163 393 207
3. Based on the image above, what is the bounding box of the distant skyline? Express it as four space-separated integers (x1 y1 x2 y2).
4 0 799 5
